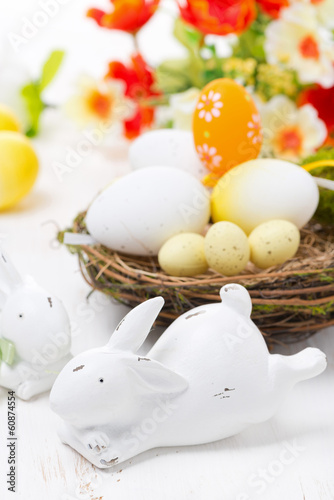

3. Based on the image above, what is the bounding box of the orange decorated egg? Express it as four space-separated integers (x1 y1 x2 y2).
193 78 262 186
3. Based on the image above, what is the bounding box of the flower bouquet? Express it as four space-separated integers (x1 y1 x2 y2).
81 0 334 153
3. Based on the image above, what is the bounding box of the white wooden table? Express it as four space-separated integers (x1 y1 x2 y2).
0 109 333 500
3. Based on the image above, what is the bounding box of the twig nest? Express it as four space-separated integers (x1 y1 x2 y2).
64 214 334 341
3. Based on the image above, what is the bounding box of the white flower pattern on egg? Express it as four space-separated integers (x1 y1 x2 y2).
196 144 222 170
197 90 223 122
247 114 262 145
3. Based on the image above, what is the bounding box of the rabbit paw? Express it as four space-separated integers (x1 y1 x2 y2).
16 381 35 401
295 348 327 377
86 432 110 455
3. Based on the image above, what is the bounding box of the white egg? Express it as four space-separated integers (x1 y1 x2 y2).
86 166 210 256
129 129 207 180
211 159 319 235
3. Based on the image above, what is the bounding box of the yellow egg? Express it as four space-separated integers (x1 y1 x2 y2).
248 220 300 269
204 222 250 276
193 78 262 187
211 158 319 235
0 104 20 132
0 132 39 210
158 233 208 277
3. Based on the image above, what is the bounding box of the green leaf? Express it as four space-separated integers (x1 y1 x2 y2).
20 50 65 136
301 147 334 226
232 11 270 62
156 59 193 94
233 29 266 61
39 50 65 91
21 82 44 137
173 18 204 54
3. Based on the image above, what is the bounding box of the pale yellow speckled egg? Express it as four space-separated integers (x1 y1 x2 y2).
249 220 300 269
204 222 250 276
158 233 208 277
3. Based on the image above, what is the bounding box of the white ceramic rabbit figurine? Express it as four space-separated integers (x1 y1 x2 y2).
0 249 71 400
50 284 327 468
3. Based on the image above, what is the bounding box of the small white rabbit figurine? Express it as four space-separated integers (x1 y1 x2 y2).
50 284 327 468
0 249 71 400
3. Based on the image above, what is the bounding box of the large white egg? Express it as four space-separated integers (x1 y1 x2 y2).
211 159 319 234
86 166 210 256
129 129 207 180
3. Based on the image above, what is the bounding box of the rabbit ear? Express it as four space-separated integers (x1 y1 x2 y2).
0 290 7 309
126 357 188 396
108 297 164 353
0 249 23 301
220 284 252 317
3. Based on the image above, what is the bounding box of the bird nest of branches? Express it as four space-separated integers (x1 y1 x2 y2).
61 212 334 347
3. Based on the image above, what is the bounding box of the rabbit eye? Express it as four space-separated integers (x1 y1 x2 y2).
99 378 104 383
18 314 24 319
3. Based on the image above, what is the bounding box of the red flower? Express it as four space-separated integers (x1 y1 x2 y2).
256 0 289 18
87 0 160 34
177 0 256 35
123 107 155 139
299 85 334 145
106 53 161 139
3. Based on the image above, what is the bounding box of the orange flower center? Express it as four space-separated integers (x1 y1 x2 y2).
88 90 113 119
298 35 320 60
131 84 146 100
277 126 303 154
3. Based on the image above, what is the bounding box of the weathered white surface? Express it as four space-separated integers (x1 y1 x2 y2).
1 332 334 500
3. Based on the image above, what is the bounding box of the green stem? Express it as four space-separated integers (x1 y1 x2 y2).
133 32 140 53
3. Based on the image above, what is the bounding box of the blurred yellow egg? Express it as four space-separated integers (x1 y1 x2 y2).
0 132 39 210
193 79 262 187
248 220 300 269
158 233 208 277
204 222 250 276
0 103 20 132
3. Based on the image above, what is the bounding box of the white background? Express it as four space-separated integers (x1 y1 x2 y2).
0 1 333 499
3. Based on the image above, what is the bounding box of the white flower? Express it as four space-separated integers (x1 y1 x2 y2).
170 87 200 130
312 0 334 29
258 95 327 161
247 114 262 145
292 0 334 29
197 143 222 170
154 105 174 128
65 76 135 127
196 90 223 122
265 3 334 88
